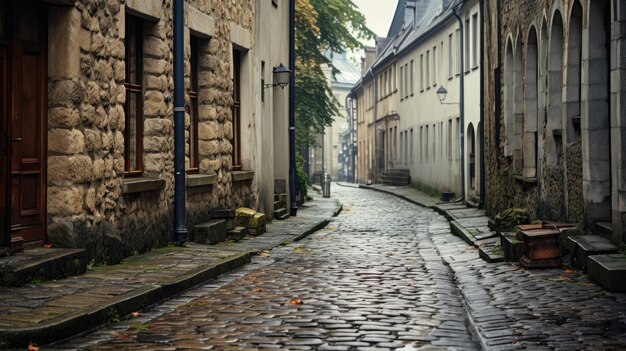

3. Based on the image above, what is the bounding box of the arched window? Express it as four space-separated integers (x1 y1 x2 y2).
503 38 515 157
546 10 564 167
565 1 583 142
513 35 523 174
524 27 539 179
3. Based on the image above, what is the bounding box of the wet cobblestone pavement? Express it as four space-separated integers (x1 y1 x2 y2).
51 186 626 350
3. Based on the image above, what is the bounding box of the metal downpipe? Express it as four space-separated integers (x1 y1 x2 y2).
289 0 298 216
453 3 466 202
173 0 188 244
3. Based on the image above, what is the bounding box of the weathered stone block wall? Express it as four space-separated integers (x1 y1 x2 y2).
46 0 256 262
484 0 587 224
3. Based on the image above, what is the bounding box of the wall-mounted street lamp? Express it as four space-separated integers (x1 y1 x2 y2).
436 86 459 105
265 63 292 89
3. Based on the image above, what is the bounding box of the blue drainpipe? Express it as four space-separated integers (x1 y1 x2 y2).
173 0 188 244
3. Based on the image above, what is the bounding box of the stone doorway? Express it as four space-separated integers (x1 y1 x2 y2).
467 123 476 193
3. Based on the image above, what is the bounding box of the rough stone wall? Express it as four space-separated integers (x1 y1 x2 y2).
47 0 256 262
484 0 587 224
47 0 129 261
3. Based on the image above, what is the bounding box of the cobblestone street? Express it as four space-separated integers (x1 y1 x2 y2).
51 186 626 350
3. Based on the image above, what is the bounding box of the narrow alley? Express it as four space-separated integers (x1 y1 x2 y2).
50 186 626 350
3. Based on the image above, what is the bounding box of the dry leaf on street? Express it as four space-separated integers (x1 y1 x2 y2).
131 311 142 317
258 250 271 257
557 276 572 282
253 288 264 292
288 298 303 305
28 343 40 351
43 243 53 249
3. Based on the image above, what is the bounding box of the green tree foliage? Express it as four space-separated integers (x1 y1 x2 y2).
295 0 373 148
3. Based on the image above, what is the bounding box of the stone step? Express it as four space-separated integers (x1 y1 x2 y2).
479 244 505 263
382 181 411 187
274 193 287 203
383 169 410 176
500 232 524 262
567 235 619 272
227 226 248 241
592 222 613 241
588 254 626 292
274 207 289 220
193 219 227 245
248 213 267 236
274 200 285 210
0 247 87 287
212 208 235 219
441 192 456 202
235 208 255 228
382 174 410 180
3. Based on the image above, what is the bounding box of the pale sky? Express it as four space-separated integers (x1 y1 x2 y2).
352 0 398 45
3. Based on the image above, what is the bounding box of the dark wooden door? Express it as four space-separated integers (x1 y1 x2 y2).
8 0 47 244
0 1 9 248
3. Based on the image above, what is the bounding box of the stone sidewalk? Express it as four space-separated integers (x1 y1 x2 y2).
352 183 626 349
0 191 341 348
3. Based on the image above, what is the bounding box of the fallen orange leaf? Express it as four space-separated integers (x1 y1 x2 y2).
248 275 258 282
43 243 53 249
557 276 572 282
28 343 40 351
288 298 303 305
112 332 130 340
258 250 270 257
253 288 264 292
131 311 142 317
563 268 575 274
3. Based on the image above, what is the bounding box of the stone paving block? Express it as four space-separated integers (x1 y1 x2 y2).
193 219 227 245
0 247 87 287
588 254 626 292
500 232 524 262
568 235 618 271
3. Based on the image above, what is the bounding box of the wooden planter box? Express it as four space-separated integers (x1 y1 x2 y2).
519 229 562 268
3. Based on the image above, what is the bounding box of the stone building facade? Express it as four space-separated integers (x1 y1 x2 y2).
351 0 483 202
484 0 626 244
0 0 291 262
308 51 360 182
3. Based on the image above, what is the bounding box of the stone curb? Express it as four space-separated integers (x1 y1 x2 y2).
358 184 480 246
293 203 342 242
358 184 491 348
450 220 478 245
358 184 433 208
0 252 251 347
0 198 343 347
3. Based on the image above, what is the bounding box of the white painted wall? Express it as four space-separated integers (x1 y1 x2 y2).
395 0 481 198
253 0 290 217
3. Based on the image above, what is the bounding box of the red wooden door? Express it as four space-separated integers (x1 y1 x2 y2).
8 0 47 244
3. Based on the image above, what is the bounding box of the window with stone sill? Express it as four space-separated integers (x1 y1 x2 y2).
124 14 144 176
232 48 242 170
187 35 200 173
